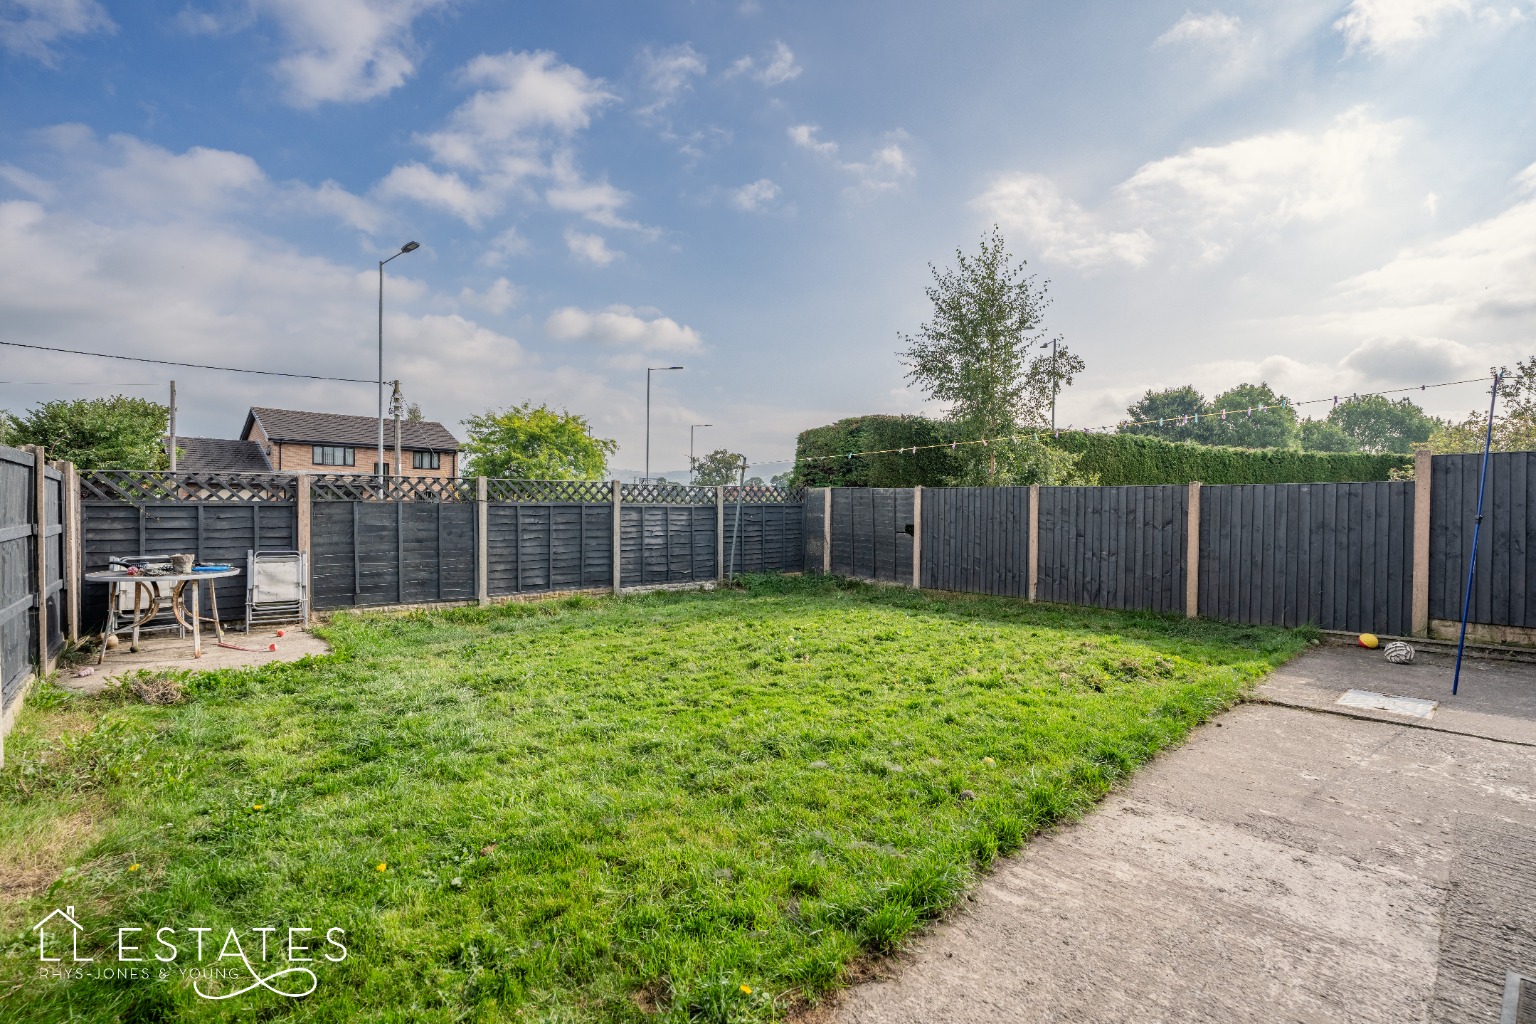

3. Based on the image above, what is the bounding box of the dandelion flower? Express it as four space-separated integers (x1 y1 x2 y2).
129 863 140 872
376 863 387 872
252 804 264 810
740 984 752 995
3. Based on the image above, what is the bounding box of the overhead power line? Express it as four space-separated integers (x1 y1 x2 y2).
0 340 378 384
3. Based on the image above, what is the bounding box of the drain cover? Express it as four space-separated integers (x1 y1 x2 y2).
1337 688 1438 719
1504 972 1536 1024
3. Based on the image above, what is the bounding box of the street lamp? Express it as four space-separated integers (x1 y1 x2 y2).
378 241 420 488
689 424 713 483
645 365 684 483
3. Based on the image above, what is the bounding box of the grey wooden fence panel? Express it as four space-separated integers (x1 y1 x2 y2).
1035 486 1184 612
1199 482 1413 634
1430 452 1536 627
803 489 826 573
488 503 614 595
1 446 35 711
920 487 1028 596
724 503 805 575
622 505 715 587
82 500 297 626
826 487 911 584
309 500 476 609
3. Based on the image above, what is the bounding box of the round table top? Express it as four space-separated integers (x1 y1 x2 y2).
85 567 243 584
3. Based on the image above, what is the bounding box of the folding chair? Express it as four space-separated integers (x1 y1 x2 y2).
245 550 309 632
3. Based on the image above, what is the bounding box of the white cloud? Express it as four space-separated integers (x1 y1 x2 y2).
546 171 643 231
0 0 113 64
420 50 614 170
974 175 1156 268
478 225 529 266
379 49 643 239
636 43 707 116
546 304 702 351
1334 0 1473 54
375 163 499 226
730 178 780 212
1155 10 1244 47
977 107 1404 268
789 125 914 196
258 0 449 107
1338 335 1482 382
787 124 838 156
727 40 801 86
564 228 620 266
1321 162 1536 337
458 276 520 315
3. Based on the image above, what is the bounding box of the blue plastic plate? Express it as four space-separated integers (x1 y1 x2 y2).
193 565 233 573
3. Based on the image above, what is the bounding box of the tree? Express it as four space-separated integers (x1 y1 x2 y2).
1199 383 1298 448
1120 386 1207 442
1424 360 1536 453
1323 395 1442 453
691 447 745 486
3 395 169 471
405 402 425 422
898 227 1085 483
461 403 617 479
769 471 793 488
1299 418 1355 452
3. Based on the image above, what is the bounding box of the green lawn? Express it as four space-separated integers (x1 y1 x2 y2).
0 575 1307 1023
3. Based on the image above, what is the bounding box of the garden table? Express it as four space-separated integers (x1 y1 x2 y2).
84 567 242 662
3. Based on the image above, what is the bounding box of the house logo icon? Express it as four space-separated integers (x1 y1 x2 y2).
32 906 93 963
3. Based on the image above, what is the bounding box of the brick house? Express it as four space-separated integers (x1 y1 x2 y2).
239 407 461 478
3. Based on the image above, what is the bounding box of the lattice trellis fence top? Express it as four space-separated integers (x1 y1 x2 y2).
725 484 804 504
79 471 297 502
485 479 612 503
309 475 476 502
620 483 716 505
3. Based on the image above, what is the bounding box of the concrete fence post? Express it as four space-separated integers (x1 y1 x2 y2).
1412 450 1432 636
294 472 312 623
716 485 726 582
476 476 489 606
611 480 623 595
62 461 80 644
822 487 832 575
911 486 923 588
1185 481 1202 619
1027 484 1040 602
28 446 48 673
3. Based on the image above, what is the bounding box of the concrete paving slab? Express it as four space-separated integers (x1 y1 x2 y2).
826 649 1536 1024
60 628 330 695
1259 645 1536 746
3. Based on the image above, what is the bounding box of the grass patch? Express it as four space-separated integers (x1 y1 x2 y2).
0 575 1305 1022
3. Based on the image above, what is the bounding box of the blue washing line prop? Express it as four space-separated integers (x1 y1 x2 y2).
1452 375 1501 696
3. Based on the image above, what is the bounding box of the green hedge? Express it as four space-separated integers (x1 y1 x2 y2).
793 417 1410 486
1050 431 1410 485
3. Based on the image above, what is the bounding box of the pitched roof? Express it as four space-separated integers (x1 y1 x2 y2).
243 407 459 450
167 436 273 473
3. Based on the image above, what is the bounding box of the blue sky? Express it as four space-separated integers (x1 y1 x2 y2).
2 0 1534 477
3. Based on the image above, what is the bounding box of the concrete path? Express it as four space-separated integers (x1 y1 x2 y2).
827 647 1536 1024
61 627 330 694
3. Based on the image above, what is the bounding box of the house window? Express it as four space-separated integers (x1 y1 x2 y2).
313 446 355 466
412 450 441 470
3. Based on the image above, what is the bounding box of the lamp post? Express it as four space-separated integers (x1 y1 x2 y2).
689 424 713 483
645 365 684 483
378 241 420 488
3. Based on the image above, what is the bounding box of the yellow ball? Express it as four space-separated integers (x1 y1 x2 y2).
1358 633 1379 649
